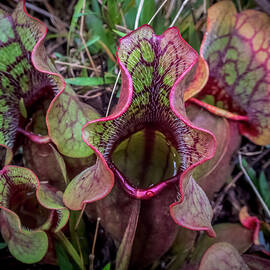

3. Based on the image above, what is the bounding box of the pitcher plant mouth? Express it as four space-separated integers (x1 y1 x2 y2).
64 25 216 237
0 166 69 232
110 126 182 199
80 24 216 200
0 165 69 263
8 185 50 230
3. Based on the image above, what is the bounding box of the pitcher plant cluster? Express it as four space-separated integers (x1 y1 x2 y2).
0 0 269 269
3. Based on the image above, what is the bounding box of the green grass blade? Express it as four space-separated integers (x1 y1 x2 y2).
65 77 115 86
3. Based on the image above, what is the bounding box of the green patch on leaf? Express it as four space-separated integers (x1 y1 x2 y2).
200 1 270 145
47 85 99 158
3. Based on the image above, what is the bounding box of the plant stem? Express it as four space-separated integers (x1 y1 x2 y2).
75 204 86 231
79 0 99 75
56 230 85 270
134 0 145 29
188 98 249 121
17 128 51 144
238 153 270 218
89 217 101 270
148 0 168 24
170 0 190 27
106 71 121 116
116 201 141 270
213 148 270 218
98 40 117 64
55 60 98 71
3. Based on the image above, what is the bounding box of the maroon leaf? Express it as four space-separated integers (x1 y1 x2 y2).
96 181 179 267
63 160 114 210
191 223 253 264
187 103 241 199
24 140 67 191
198 1 270 145
116 200 140 270
243 255 270 270
240 207 260 245
199 242 249 270
170 175 215 237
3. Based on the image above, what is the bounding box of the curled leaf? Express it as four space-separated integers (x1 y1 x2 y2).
240 206 260 245
199 242 250 270
0 165 69 263
184 56 209 101
37 184 69 232
0 0 96 163
63 160 114 210
170 175 215 237
0 209 48 264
